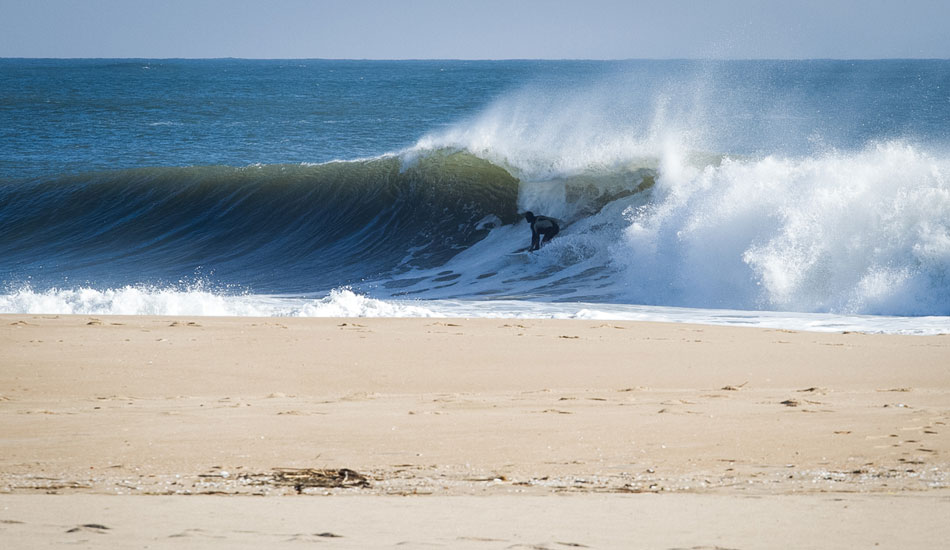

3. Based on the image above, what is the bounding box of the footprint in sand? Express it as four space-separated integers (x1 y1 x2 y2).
168 528 222 539
66 524 109 534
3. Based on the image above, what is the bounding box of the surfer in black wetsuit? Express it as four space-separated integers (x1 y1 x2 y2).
524 211 560 251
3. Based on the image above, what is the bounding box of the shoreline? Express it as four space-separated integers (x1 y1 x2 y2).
2 313 949 547
4 288 948 335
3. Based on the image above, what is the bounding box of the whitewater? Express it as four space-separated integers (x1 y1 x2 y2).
1 59 948 334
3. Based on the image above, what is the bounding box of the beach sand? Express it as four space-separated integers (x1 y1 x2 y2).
1 314 948 548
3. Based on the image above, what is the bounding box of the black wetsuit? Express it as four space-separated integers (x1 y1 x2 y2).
525 212 560 251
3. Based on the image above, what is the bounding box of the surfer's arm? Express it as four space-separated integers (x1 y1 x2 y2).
529 226 541 251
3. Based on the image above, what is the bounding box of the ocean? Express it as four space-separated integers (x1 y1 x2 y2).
1 58 948 334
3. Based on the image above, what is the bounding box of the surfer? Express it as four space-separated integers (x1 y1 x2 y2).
524 211 560 251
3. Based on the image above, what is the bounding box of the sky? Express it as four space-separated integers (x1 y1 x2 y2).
1 0 948 60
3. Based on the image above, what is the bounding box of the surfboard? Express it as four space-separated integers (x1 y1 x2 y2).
505 248 532 264
508 247 531 254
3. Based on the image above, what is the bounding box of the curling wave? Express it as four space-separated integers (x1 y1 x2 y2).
0 151 520 292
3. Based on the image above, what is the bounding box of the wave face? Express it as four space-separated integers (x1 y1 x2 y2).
0 152 519 293
2 59 950 319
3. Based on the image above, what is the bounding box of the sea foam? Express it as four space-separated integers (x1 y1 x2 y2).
614 141 950 315
0 286 438 318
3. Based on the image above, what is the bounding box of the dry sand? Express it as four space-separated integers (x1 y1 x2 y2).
1 314 948 548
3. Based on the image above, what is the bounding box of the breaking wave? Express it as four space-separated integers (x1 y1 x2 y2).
3 60 949 319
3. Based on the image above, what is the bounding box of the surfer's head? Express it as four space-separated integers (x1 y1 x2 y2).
523 211 536 223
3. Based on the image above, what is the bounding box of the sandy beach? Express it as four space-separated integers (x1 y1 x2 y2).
1 314 948 548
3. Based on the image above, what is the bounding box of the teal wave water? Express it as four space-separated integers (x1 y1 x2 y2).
0 151 520 292
1 59 949 326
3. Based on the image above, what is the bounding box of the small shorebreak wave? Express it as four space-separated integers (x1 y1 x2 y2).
0 285 438 318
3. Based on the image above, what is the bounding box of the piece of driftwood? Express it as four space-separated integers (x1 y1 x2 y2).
269 468 370 492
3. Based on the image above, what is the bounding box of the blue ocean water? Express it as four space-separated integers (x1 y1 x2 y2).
1 59 949 332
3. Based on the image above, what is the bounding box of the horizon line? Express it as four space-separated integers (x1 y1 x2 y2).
2 56 949 62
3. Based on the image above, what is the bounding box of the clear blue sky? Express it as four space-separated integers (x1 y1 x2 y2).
1 0 948 59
